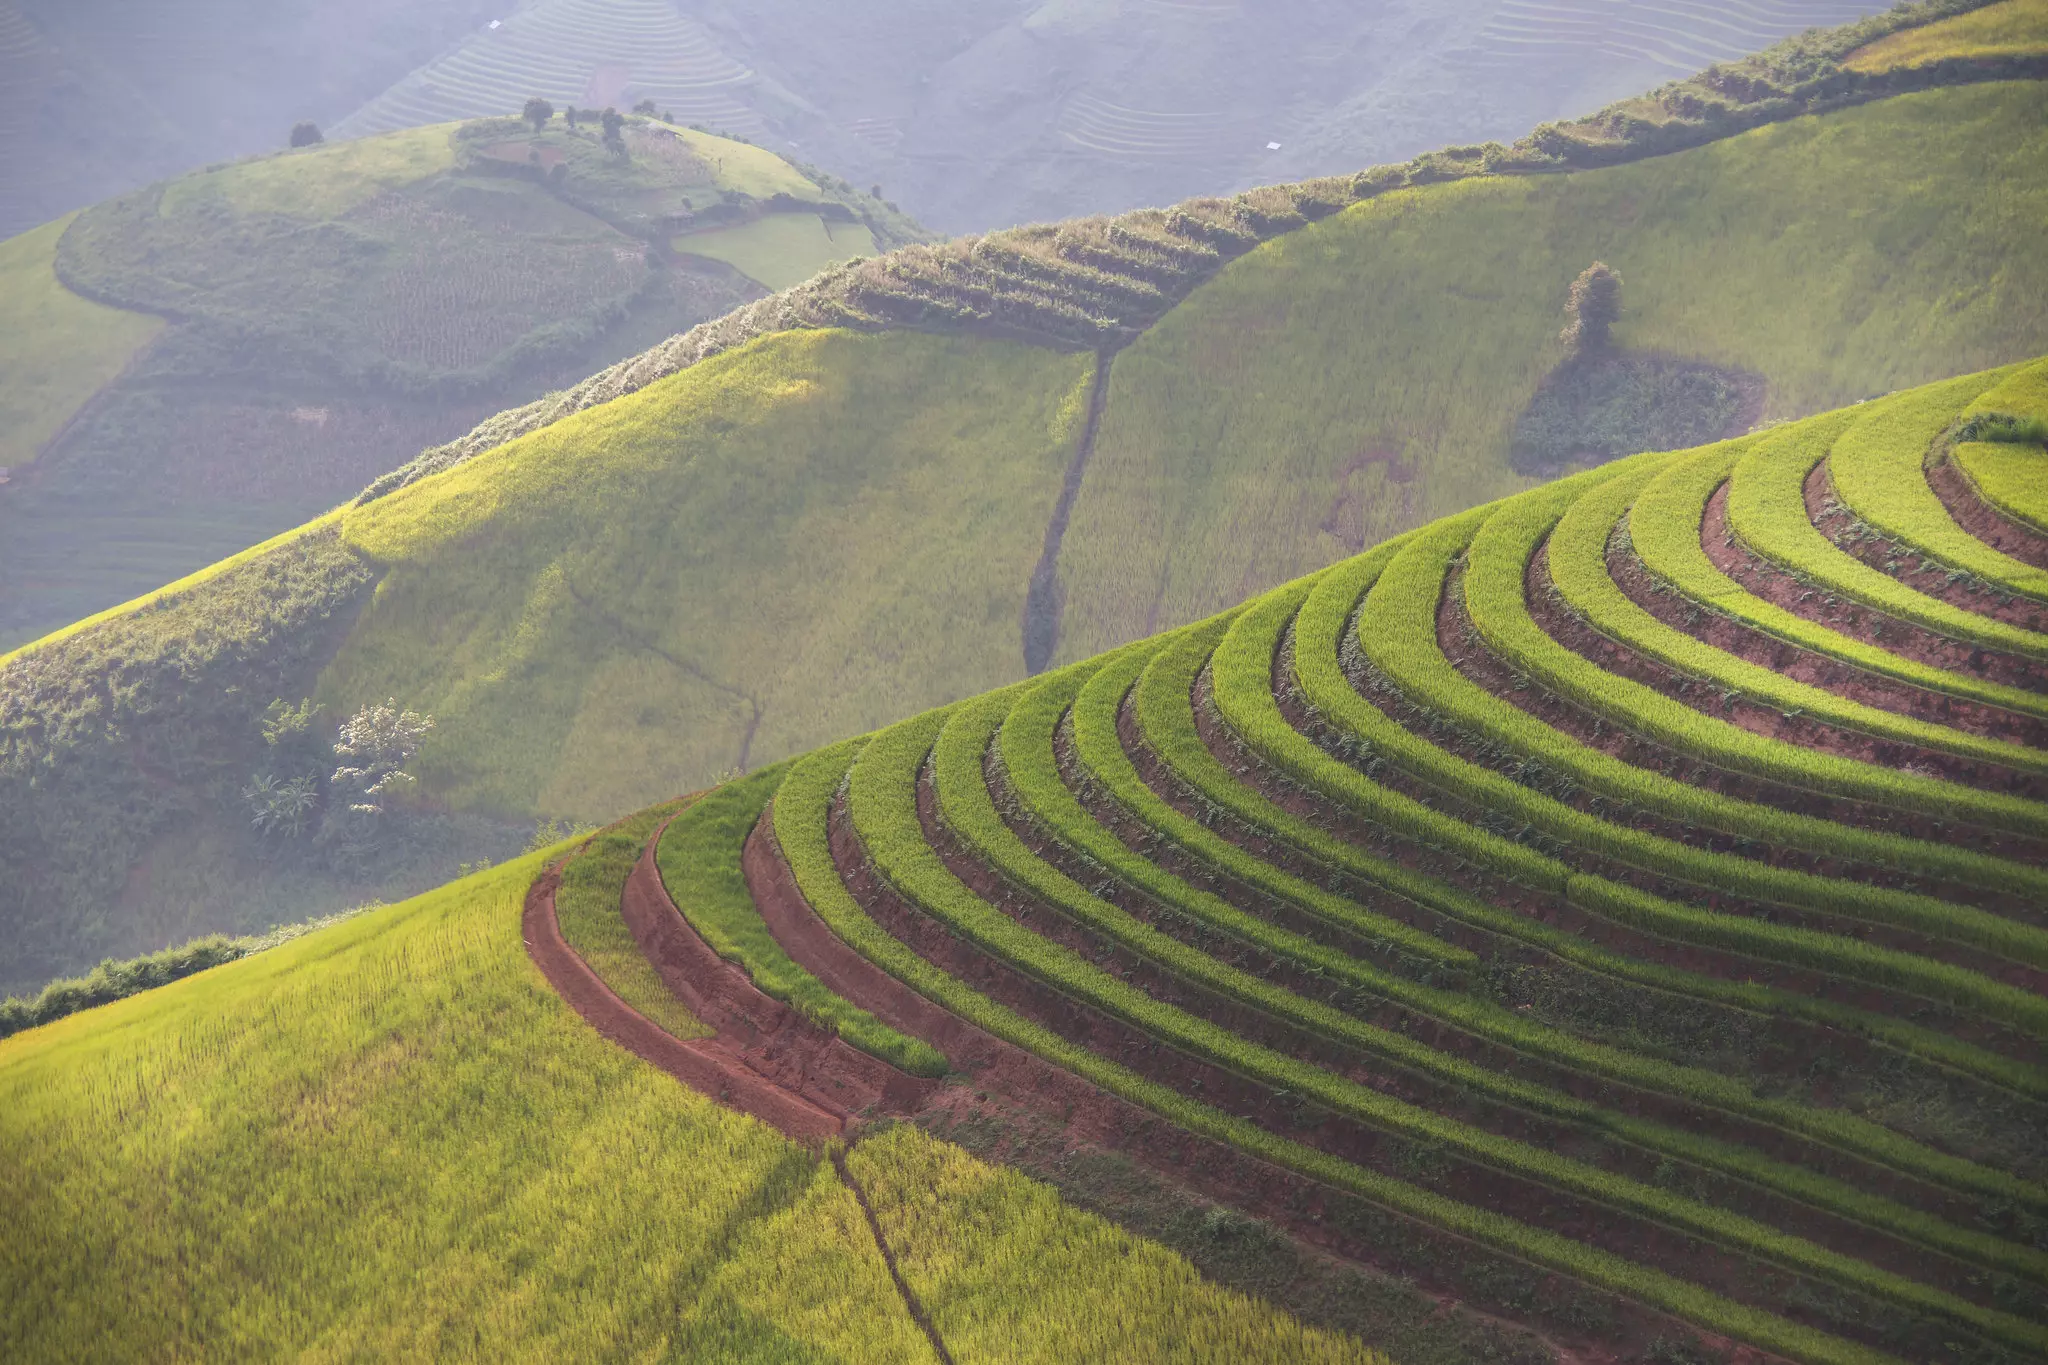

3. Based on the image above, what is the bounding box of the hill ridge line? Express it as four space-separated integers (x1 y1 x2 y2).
358 0 2043 505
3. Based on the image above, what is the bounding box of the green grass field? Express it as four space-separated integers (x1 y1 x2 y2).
157 122 460 220
0 215 161 471
0 850 1382 1362
677 212 879 290
324 327 1094 821
1053 81 2048 663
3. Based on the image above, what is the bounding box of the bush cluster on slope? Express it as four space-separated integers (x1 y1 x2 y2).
0 531 376 994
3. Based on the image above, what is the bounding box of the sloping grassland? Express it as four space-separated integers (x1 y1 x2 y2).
0 847 1379 1362
325 330 1094 818
0 215 160 472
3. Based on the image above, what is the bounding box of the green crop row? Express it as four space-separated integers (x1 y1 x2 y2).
1201 565 2048 1105
1828 363 2048 605
1629 422 2048 722
996 656 2047 1281
1487 465 2048 909
1555 453 2048 779
1726 392 2048 661
868 704 2045 1355
1037 644 1473 973
773 719 1909 1365
654 767 947 1077
1335 511 2048 1036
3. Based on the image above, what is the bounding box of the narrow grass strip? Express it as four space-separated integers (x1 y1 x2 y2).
1494 464 2048 908
875 709 2044 1356
774 722 1907 1365
660 763 947 1076
1025 647 1473 973
1727 394 2048 662
1828 365 2048 604
1631 425 2048 722
557 798 714 1042
1202 567 2048 1105
1354 510 2048 1034
998 664 2048 1282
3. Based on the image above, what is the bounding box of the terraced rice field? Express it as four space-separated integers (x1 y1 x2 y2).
1466 0 1879 74
1057 95 1237 159
558 358 2048 1363
335 0 763 141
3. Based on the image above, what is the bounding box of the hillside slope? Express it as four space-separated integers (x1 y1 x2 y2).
0 851 1379 1363
0 113 918 652
3 6 2045 996
10 357 2046 1361
1052 78 2048 662
610 357 2048 1362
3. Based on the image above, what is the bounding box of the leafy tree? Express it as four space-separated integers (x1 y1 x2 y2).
242 774 319 839
564 106 580 128
260 697 326 774
289 122 323 148
1560 261 1622 350
242 699 327 842
601 107 627 157
329 701 433 818
523 97 554 132
318 701 433 862
632 98 657 116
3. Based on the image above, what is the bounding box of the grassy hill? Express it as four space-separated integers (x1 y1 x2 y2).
0 850 1381 1363
7 356 2045 1361
0 112 921 653
3 3 2045 997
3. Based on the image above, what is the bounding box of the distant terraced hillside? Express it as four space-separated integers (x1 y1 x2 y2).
334 0 771 142
3 4 2044 1000
1467 0 1876 74
333 0 1907 235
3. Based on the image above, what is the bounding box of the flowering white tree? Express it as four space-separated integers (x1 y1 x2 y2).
331 701 434 815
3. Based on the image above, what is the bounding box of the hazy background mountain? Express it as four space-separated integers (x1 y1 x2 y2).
3 0 1889 240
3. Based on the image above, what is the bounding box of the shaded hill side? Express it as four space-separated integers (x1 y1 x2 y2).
611 359 2048 1364
5 6 2047 994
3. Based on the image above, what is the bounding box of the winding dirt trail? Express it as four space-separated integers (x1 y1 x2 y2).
525 817 936 1141
522 865 843 1141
